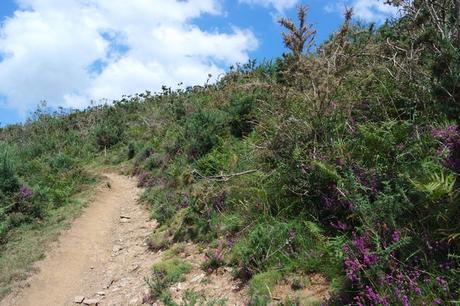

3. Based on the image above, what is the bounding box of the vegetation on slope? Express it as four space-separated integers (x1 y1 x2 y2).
1 0 459 304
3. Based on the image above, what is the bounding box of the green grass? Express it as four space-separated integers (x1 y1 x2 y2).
146 255 192 301
249 270 282 305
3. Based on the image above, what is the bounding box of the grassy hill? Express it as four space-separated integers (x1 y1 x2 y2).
1 1 459 304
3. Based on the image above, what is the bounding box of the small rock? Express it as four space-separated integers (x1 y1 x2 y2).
120 215 131 219
83 298 99 306
97 291 106 296
112 245 123 252
74 296 85 303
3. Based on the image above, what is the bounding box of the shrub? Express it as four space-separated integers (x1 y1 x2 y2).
93 123 123 150
127 143 136 160
49 153 75 171
227 92 258 138
0 144 20 195
141 186 177 224
182 109 226 160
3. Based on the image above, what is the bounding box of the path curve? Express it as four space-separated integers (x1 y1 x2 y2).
0 173 158 306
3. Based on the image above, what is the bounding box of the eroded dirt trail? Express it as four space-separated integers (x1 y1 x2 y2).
0 173 158 306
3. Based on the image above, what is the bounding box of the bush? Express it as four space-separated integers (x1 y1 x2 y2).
140 186 177 224
93 123 123 150
49 153 75 171
0 144 20 195
227 92 258 138
182 109 226 160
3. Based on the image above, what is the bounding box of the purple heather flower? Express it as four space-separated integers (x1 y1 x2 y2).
365 286 389 306
433 298 442 305
392 230 401 242
19 185 34 200
436 276 448 290
344 258 362 281
401 295 409 306
363 254 379 265
432 125 460 173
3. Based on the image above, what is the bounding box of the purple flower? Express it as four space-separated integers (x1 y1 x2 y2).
392 230 401 242
344 258 362 281
433 298 442 305
401 295 409 306
137 172 157 188
364 286 389 305
19 185 34 200
432 125 460 173
436 276 448 290
363 254 379 265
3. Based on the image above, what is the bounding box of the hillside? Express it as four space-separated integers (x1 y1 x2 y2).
0 1 459 305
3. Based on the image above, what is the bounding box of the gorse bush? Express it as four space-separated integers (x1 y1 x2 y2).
0 143 20 195
182 109 226 160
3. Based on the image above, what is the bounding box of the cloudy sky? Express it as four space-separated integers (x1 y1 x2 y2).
0 0 398 125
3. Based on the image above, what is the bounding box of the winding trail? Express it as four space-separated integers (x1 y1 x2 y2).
0 173 158 306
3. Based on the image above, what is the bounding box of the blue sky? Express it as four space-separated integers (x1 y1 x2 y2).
0 0 398 126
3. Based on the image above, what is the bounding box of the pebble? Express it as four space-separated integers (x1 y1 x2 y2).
74 296 85 303
83 298 99 306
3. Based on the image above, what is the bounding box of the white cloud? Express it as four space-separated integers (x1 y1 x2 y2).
0 0 258 114
239 0 299 13
325 0 399 22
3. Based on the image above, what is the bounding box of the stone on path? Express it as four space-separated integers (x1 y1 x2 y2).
83 298 99 305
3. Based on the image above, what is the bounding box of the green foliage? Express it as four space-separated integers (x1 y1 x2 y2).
141 186 177 224
249 270 282 304
227 92 258 138
49 153 76 171
146 257 192 301
0 144 20 195
93 122 124 150
182 109 226 160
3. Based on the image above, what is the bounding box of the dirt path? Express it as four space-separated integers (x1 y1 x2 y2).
0 173 157 306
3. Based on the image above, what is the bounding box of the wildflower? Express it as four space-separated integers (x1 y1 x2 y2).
392 230 401 242
19 185 34 200
436 276 448 291
401 295 409 306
